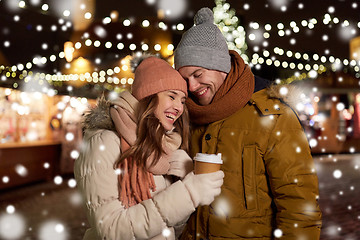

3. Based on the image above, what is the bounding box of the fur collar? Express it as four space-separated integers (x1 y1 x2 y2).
82 95 116 131
266 83 305 110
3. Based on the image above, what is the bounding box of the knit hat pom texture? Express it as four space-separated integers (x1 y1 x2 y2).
194 7 214 25
174 7 231 73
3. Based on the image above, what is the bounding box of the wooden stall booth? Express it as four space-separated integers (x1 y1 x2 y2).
0 88 91 190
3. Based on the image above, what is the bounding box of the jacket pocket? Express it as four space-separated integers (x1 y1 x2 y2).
242 145 258 211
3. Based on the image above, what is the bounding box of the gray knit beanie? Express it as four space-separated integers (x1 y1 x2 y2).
174 7 231 73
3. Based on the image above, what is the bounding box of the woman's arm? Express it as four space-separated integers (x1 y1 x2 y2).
74 130 196 239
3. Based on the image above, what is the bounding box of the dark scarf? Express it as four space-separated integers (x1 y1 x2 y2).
186 50 255 125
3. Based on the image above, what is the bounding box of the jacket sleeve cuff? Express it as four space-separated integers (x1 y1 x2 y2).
152 180 195 226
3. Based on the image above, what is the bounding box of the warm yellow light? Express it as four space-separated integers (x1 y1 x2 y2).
41 4 49 11
110 11 119 21
157 9 165 19
64 41 74 62
76 57 88 68
154 44 161 51
19 1 26 8
123 19 131 26
176 23 184 31
142 20 150 27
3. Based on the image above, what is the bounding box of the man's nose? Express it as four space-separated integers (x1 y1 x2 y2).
188 77 200 92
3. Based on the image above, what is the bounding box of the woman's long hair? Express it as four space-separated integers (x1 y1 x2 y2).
115 93 190 170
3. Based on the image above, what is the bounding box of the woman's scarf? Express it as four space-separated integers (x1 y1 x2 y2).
186 50 255 125
110 91 182 208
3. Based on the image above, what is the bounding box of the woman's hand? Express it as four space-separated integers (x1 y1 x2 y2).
182 171 224 207
167 150 194 179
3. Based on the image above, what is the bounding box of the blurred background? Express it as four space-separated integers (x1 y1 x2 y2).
0 0 360 239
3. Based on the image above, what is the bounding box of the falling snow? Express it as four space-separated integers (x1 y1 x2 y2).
38 221 68 240
333 169 342 179
274 228 283 238
0 213 26 239
0 0 360 239
162 227 171 237
157 0 187 20
213 197 231 218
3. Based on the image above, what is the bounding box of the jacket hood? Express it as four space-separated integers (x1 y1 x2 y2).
266 84 306 110
82 95 116 131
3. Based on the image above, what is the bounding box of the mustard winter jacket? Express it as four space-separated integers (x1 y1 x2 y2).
181 84 322 239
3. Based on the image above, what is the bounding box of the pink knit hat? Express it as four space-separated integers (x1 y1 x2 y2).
131 57 188 100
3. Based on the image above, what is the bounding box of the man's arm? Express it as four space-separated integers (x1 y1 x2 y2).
264 105 322 239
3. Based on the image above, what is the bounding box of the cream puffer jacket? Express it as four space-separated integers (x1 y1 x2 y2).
74 93 196 240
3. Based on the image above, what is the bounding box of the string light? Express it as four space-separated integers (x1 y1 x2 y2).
1 1 360 92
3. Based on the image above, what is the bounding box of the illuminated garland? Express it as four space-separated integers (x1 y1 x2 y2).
250 48 360 72
1 0 360 89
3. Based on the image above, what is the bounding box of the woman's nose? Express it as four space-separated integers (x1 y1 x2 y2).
174 100 183 115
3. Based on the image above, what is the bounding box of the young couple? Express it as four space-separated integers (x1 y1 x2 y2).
75 7 322 240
